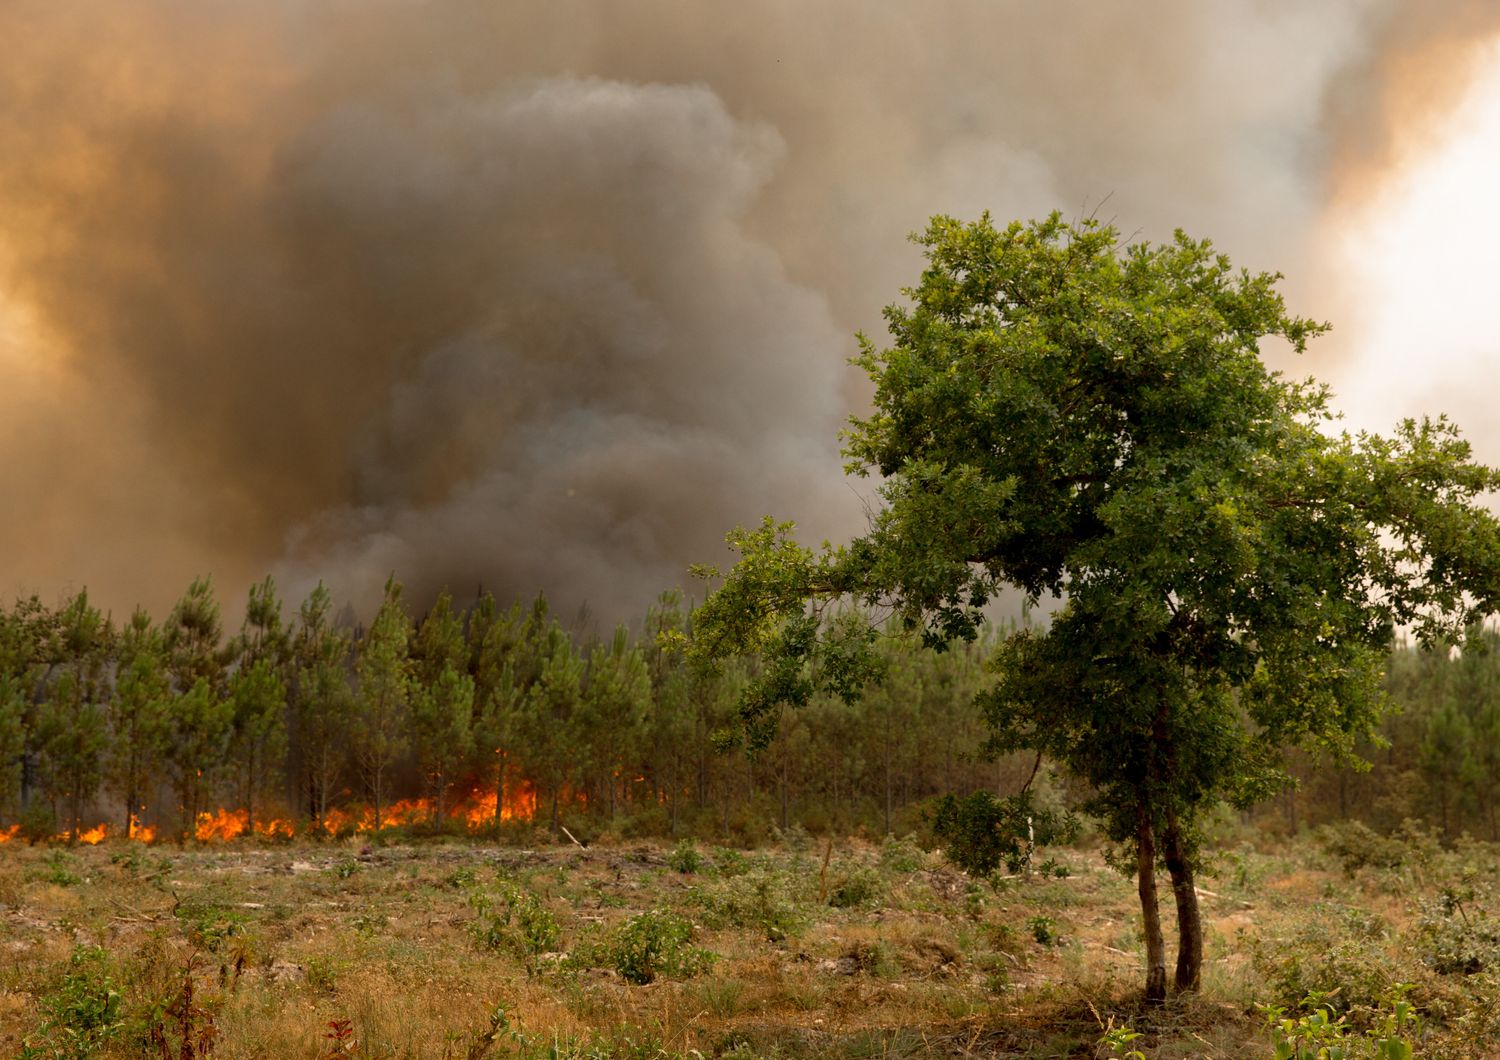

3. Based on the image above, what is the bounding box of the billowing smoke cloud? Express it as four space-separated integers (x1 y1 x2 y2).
1 1 1498 621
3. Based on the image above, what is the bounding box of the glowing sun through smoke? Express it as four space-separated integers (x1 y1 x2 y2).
1332 39 1500 448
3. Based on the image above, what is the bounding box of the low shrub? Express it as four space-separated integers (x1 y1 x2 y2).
600 909 714 985
21 946 125 1059
470 882 561 960
687 869 808 942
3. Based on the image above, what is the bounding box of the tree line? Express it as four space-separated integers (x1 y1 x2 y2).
0 576 1025 844
6 568 1499 851
1279 625 1500 842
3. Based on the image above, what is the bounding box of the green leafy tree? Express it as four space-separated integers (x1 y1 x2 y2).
692 213 1500 1000
354 576 412 832
108 609 170 837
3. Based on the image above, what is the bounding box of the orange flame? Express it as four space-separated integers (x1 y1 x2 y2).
195 807 246 842
127 783 546 844
462 781 538 827
76 823 107 845
0 824 20 843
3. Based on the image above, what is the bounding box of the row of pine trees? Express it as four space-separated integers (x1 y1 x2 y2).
6 575 1500 845
0 577 1011 843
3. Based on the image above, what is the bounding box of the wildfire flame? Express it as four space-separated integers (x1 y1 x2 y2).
193 808 297 842
3 782 538 846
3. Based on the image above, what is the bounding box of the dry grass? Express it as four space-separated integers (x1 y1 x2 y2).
0 829 1495 1057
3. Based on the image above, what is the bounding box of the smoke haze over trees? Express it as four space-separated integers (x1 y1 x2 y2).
3 2 1500 620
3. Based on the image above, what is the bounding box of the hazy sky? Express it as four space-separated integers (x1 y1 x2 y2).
3 1 1500 623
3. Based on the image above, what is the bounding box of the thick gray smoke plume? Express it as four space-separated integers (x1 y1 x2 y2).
1 1 1497 620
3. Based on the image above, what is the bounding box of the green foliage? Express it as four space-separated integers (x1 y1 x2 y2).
1098 1025 1147 1060
227 655 286 830
930 790 1075 878
470 883 561 959
174 896 250 953
879 834 927 873
1261 985 1420 1060
667 839 703 874
21 946 125 1059
109 610 169 837
687 868 808 942
409 590 475 821
1415 879 1500 975
354 576 413 830
19 801 58 845
161 676 234 838
38 850 81 887
1027 915 1059 946
1319 821 1411 877
712 847 750 877
1247 908 1397 1017
691 212 1500 994
596 908 714 985
826 862 884 909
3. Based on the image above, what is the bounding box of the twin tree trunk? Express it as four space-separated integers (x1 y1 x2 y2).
1135 802 1202 1001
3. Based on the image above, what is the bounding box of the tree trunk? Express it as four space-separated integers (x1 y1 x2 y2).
883 710 893 836
670 760 680 836
1137 810 1167 1002
1162 812 1202 993
246 749 257 838
495 753 506 830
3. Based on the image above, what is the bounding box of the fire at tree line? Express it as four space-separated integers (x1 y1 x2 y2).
8 214 1500 1005
8 571 1500 848
0 575 1021 847
4 568 1500 848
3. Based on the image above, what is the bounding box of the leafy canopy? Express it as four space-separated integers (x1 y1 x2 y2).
693 212 1500 844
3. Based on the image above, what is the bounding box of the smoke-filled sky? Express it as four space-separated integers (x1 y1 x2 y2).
3 1 1500 624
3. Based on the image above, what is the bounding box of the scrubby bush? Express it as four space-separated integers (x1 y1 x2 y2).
603 909 714 984
470 882 561 959
1415 881 1500 976
879 834 927 873
1319 820 1410 877
668 840 703 875
687 869 808 942
21 946 125 1059
826 863 884 909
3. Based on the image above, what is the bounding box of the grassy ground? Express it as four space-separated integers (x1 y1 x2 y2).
0 825 1495 1057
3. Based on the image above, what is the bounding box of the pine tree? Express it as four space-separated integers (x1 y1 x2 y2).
228 658 286 836
409 591 474 823
291 584 354 827
35 591 112 841
162 677 233 841
580 625 650 820
354 577 412 832
109 609 170 837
